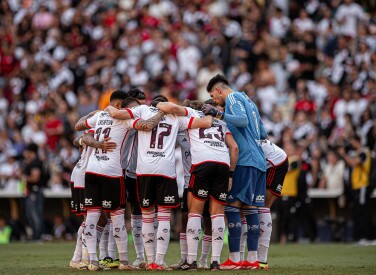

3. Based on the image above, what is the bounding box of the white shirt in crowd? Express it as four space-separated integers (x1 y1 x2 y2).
335 2 368 37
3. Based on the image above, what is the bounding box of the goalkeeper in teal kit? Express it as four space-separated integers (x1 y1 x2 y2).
202 74 267 270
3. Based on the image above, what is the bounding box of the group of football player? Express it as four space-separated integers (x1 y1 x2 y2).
68 74 288 271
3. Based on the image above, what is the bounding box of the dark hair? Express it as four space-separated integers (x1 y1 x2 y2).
110 90 129 102
351 135 361 143
182 99 203 110
204 99 218 107
121 97 140 108
25 143 39 153
151 95 168 104
128 88 146 100
206 74 229 92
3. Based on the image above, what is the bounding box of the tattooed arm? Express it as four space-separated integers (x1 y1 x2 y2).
82 132 117 151
133 111 165 131
75 110 99 131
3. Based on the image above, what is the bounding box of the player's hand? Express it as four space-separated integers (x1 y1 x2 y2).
201 104 224 120
228 177 233 192
99 137 117 151
104 106 117 117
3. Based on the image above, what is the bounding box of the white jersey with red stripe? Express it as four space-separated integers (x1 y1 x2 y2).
261 139 287 168
71 130 94 188
85 111 133 177
130 106 189 178
185 108 231 167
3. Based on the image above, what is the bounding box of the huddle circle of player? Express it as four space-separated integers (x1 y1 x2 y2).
69 74 288 271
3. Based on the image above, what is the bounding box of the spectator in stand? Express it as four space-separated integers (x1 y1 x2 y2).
22 143 45 240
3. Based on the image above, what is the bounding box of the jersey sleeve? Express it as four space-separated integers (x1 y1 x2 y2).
224 93 249 128
85 113 99 128
185 107 195 117
130 105 148 118
178 116 191 131
125 118 141 129
122 118 135 129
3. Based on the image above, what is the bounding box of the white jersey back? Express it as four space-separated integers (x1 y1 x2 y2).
261 139 287 168
71 130 94 187
186 108 231 166
85 111 132 177
132 106 189 178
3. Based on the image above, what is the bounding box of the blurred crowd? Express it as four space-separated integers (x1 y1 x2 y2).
0 0 376 242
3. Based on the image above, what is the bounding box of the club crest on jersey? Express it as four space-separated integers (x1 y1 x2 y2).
164 196 175 203
198 189 208 197
102 200 112 208
143 198 150 206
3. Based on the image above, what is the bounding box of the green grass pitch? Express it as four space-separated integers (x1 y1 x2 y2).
0 242 375 274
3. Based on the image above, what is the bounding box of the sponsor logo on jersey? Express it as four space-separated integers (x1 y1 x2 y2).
97 119 113 126
255 195 264 202
85 198 93 205
203 140 225 147
164 196 175 203
102 200 112 208
99 112 110 118
198 189 208 197
146 151 166 158
276 184 283 192
219 193 227 200
143 198 150 207
95 154 110 161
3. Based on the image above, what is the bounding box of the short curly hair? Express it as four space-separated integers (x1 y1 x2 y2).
206 74 229 92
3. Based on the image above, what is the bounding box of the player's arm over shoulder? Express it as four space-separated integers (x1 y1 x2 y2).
75 110 99 131
132 110 165 131
105 105 136 120
156 102 188 116
183 115 213 130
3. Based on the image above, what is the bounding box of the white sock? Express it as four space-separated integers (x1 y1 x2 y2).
210 214 224 263
96 225 104 249
142 210 156 264
180 233 188 261
199 234 211 264
81 222 89 262
229 252 240 263
155 207 171 266
131 214 144 260
240 217 247 261
85 210 101 263
107 219 117 259
247 251 258 263
99 221 110 260
110 209 128 263
258 208 272 264
186 213 202 264
71 222 84 262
